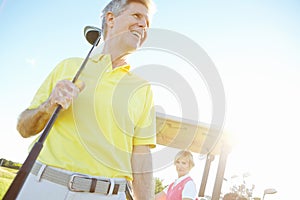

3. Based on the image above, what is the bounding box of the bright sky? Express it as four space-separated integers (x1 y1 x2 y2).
1 0 300 199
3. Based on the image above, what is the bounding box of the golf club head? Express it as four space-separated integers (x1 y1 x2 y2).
84 26 102 45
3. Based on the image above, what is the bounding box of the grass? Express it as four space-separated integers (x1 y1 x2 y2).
0 166 17 199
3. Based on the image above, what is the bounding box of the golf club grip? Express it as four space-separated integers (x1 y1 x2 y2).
3 142 43 200
3 106 62 200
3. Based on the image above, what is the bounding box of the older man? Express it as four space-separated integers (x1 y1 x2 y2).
16 0 156 199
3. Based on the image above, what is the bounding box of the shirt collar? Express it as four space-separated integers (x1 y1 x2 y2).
90 54 131 72
175 174 190 184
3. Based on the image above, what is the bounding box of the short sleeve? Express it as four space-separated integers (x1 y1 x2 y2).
182 180 197 199
28 67 57 109
28 57 83 109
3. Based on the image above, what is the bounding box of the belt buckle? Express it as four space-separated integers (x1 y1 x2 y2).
68 174 90 192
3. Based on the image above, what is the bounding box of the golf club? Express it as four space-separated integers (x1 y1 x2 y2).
85 25 102 45
3 26 101 200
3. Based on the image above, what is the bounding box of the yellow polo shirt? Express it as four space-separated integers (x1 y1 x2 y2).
28 54 156 180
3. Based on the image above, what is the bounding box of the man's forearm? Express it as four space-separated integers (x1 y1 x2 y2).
17 80 84 138
132 145 154 200
132 169 154 200
17 101 54 138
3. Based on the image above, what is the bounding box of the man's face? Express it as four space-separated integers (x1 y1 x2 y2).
107 2 150 51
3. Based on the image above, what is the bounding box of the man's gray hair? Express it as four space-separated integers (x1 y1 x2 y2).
101 0 155 38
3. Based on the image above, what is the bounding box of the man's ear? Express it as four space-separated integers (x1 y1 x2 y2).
106 12 115 29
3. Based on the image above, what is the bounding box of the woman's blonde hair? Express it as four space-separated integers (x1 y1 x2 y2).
174 150 195 170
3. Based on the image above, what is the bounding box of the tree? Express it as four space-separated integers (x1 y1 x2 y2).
0 158 21 169
155 177 167 194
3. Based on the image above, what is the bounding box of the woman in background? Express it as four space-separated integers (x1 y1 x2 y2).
155 150 198 200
